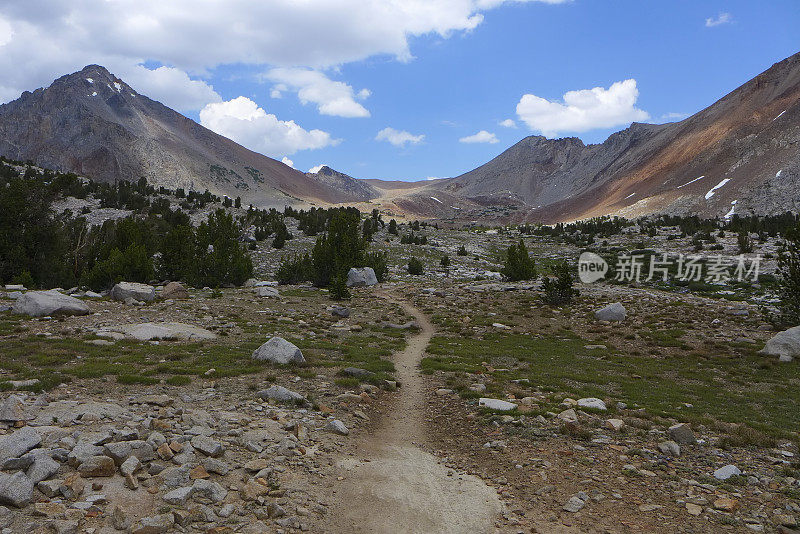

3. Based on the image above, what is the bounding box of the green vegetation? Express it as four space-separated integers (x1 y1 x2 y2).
541 261 578 305
407 257 424 275
774 221 800 327
501 239 536 281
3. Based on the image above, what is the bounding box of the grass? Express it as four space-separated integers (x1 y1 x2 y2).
421 330 800 440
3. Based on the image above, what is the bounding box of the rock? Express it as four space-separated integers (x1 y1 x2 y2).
103 442 132 465
657 440 681 457
251 337 305 364
255 286 280 298
668 423 696 444
713 464 742 480
257 385 306 404
713 498 740 512
162 281 189 299
685 503 703 516
190 435 224 457
111 282 155 302
594 302 626 322
26 455 60 484
342 367 374 379
102 322 216 341
203 458 230 476
577 397 607 411
346 267 378 287
120 456 141 477
163 485 194 505
131 513 174 534
0 395 31 422
478 398 518 411
11 290 90 317
324 419 349 435
330 306 350 318
192 479 227 502
110 505 131 530
0 472 34 507
59 473 85 501
557 409 578 423
759 326 800 362
563 495 586 513
77 455 116 477
0 427 41 464
33 501 66 518
605 418 624 431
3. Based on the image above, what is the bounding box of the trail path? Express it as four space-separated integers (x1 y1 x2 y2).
324 293 503 533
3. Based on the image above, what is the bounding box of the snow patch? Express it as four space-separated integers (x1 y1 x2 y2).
773 110 786 121
705 178 731 200
90 91 97 97
624 193 636 200
430 196 442 204
677 176 704 189
451 206 461 210
776 170 782 178
113 82 122 92
86 78 94 84
724 200 738 219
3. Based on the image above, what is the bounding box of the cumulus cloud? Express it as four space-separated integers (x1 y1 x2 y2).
459 130 499 144
118 65 221 112
281 156 294 168
0 0 567 105
375 127 425 147
660 111 689 121
705 13 732 27
307 164 326 174
199 97 338 157
265 68 370 118
515 79 650 137
498 118 517 128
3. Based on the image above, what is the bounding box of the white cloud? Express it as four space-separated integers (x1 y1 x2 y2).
498 118 517 128
199 97 338 157
705 13 732 27
375 127 425 148
515 79 650 137
281 156 294 168
660 111 689 121
0 0 568 105
265 68 370 118
308 164 325 174
0 16 13 47
459 130 499 144
118 65 221 112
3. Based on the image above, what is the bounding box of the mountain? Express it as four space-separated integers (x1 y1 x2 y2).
0 65 375 207
305 166 378 201
388 51 800 222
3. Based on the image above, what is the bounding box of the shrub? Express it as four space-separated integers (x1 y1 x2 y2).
457 245 468 256
388 219 398 235
541 261 578 305
190 209 253 287
738 232 754 254
501 239 537 281
329 272 351 300
407 257 424 275
276 254 314 285
440 255 450 268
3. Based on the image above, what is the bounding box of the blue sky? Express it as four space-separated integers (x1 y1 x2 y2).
0 0 798 181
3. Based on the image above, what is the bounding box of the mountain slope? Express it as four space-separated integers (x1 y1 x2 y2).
0 65 375 207
393 51 800 222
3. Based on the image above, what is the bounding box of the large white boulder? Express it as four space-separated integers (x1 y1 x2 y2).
759 326 800 362
111 282 155 302
346 267 378 287
594 302 626 322
12 290 90 317
478 398 518 411
252 337 305 364
100 322 216 342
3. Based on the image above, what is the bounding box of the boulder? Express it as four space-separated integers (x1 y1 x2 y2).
668 423 696 444
759 326 800 362
478 398 518 411
77 455 116 477
255 286 280 298
110 282 155 302
0 395 32 422
162 282 189 300
0 427 41 464
577 398 607 411
101 322 216 342
594 302 626 322
713 464 742 480
346 267 378 287
12 290 90 317
324 419 349 436
252 337 305 364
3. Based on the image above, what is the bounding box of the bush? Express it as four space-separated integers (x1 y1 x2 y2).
773 223 800 327
501 239 537 281
330 271 351 300
388 219 398 235
738 232 753 254
363 251 388 282
407 257 424 275
190 209 253 287
457 245 468 256
276 254 314 285
440 255 450 268
541 261 578 305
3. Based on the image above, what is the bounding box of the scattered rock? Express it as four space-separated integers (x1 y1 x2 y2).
102 322 216 341
77 455 116 477
255 286 280 298
577 397 607 411
0 427 41 464
257 385 306 404
604 418 624 431
324 419 349 435
190 435 224 458
0 472 34 507
713 464 742 480
657 440 681 457
346 267 378 287
563 495 586 513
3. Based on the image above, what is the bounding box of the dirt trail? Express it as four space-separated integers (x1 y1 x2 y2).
323 293 504 534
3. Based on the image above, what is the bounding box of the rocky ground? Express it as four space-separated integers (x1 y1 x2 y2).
0 220 798 533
